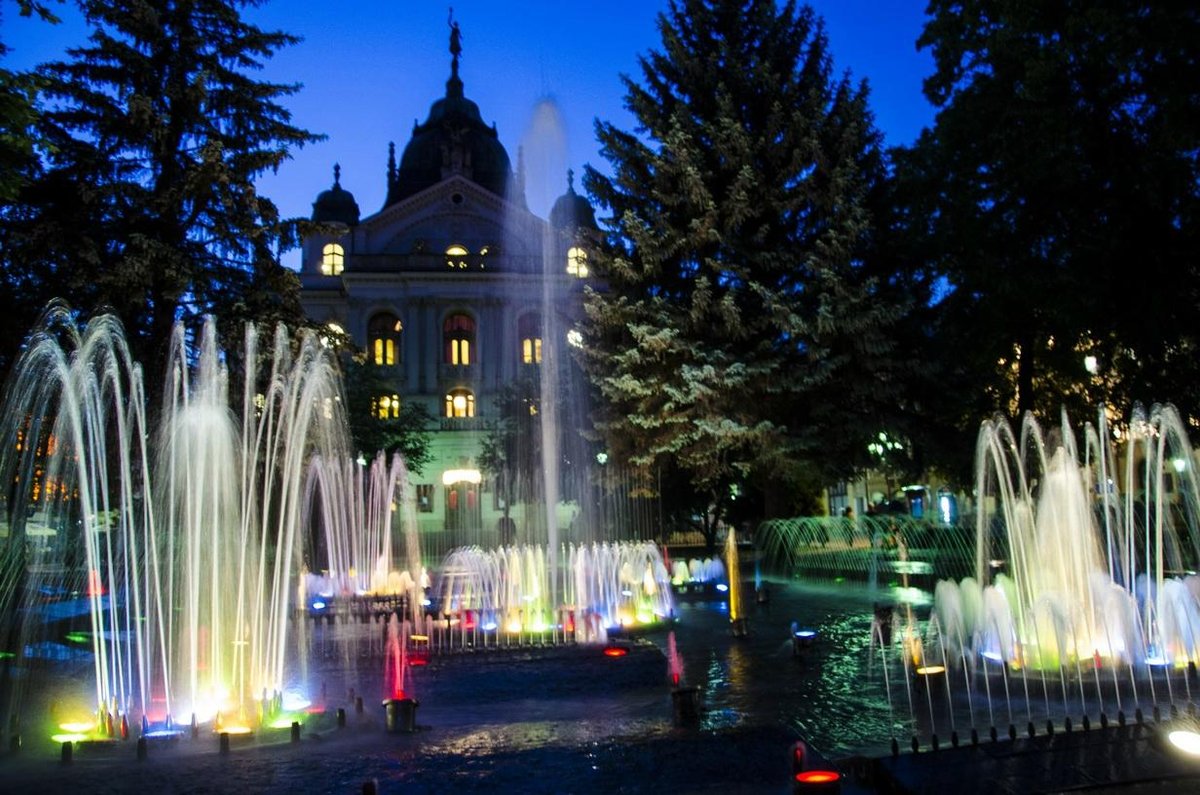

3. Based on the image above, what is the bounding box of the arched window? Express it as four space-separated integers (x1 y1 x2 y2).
444 388 475 418
321 243 345 276
445 243 469 269
518 313 542 365
368 312 402 366
371 394 401 419
443 313 475 365
566 246 588 277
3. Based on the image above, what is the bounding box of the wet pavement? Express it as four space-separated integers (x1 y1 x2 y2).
3 576 1200 793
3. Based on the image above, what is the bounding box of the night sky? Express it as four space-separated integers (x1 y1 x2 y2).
6 1 935 266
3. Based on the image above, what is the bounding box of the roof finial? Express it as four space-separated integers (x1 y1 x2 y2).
567 168 575 193
448 8 462 79
333 163 341 186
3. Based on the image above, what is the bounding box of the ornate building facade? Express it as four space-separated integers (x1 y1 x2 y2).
298 38 597 554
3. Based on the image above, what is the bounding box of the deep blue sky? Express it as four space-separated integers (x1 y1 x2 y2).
5 1 936 265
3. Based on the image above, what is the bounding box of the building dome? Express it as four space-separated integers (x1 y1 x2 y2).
312 164 360 226
549 170 597 231
387 67 513 205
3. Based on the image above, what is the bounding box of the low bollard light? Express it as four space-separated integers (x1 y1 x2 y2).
384 698 419 734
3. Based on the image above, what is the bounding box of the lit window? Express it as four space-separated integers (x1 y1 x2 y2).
446 244 469 269
368 312 402 366
566 246 588 277
372 394 401 419
321 243 345 276
522 338 543 364
518 313 542 364
444 389 475 418
443 313 475 365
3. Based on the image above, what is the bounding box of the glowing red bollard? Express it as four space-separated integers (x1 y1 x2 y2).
791 740 841 794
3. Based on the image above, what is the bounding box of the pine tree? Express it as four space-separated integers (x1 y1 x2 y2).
341 355 433 475
581 0 903 545
1 0 321 383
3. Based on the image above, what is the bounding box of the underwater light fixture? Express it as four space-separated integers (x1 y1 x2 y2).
1168 729 1200 756
795 769 841 784
716 583 729 592
58 721 94 734
50 733 89 744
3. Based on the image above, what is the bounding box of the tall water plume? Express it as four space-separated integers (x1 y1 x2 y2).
0 304 353 730
934 404 1200 671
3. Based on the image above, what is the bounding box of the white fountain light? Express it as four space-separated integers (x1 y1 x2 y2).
1168 729 1200 756
442 468 481 485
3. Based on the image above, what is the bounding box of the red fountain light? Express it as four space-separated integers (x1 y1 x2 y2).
603 646 628 658
794 770 840 785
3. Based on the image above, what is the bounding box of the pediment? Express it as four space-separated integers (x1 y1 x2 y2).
355 175 546 259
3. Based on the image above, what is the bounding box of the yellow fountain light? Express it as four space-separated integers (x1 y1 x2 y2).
59 721 95 733
220 725 254 735
51 733 89 743
269 716 299 730
506 619 523 634
915 665 946 676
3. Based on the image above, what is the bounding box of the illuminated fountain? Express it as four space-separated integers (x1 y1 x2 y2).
727 526 748 637
433 541 674 648
882 404 1200 745
382 615 418 733
0 304 352 745
667 629 700 725
300 451 427 645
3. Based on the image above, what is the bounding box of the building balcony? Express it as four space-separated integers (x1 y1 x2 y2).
438 417 491 432
439 362 478 382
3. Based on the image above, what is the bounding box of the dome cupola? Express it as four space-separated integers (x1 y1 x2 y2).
386 18 513 205
312 164 360 226
550 169 597 231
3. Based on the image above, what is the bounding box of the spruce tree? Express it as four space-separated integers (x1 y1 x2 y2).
1 0 320 382
581 0 902 544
